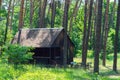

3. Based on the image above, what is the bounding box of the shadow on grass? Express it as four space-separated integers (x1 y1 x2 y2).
100 70 120 78
51 68 92 80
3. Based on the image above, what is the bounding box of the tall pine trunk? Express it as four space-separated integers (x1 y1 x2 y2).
39 0 47 28
17 0 24 43
83 0 93 68
69 0 82 33
94 0 103 73
30 0 34 28
102 0 109 66
81 0 88 67
93 0 98 50
113 0 120 72
110 0 116 28
63 0 70 66
4 0 12 44
10 0 15 30
51 0 56 28
38 0 42 27
0 0 2 10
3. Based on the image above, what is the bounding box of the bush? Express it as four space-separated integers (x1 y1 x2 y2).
87 50 94 58
76 50 82 57
1 44 34 64
107 53 113 60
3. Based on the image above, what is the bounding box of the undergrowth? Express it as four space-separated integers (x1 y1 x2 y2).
0 62 117 80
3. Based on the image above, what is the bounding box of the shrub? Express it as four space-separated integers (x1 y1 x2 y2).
87 50 94 58
1 44 34 65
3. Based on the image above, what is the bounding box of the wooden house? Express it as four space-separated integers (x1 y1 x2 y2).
12 28 74 65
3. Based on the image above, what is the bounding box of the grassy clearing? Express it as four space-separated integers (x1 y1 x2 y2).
0 63 119 80
0 54 120 80
74 54 120 80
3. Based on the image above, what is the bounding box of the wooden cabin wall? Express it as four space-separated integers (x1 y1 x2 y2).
52 30 64 64
53 30 74 64
69 42 74 63
66 38 74 64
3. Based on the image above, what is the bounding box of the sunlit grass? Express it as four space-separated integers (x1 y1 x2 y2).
0 62 117 80
0 54 120 80
0 63 88 80
74 54 120 79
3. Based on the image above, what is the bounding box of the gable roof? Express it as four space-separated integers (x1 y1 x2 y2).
12 28 63 47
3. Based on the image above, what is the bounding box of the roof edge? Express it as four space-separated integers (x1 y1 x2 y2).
20 28 64 31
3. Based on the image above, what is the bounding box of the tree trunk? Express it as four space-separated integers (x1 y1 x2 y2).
38 0 42 27
22 0 27 27
10 0 15 30
69 0 82 34
51 0 56 28
81 0 88 67
63 0 70 66
113 0 120 72
101 4 106 52
94 0 103 73
30 0 34 28
102 0 109 66
0 0 2 9
17 0 24 43
82 0 93 68
39 0 47 28
4 0 12 44
93 0 98 50
110 0 116 28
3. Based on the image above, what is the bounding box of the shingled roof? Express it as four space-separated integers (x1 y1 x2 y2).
12 28 63 47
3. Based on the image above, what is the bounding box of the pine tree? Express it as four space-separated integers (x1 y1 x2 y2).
113 0 120 72
94 0 103 73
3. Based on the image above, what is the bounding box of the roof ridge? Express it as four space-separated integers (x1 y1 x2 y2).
21 28 64 30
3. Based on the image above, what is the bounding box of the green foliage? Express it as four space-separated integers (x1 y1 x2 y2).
107 53 120 61
70 6 84 56
0 25 5 46
1 44 34 64
76 50 82 57
76 50 94 58
87 50 94 58
107 53 114 60
106 28 115 53
54 8 63 27
0 9 7 17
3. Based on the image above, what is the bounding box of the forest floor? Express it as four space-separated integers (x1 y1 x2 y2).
74 54 120 80
99 64 120 79
0 55 120 80
0 62 119 80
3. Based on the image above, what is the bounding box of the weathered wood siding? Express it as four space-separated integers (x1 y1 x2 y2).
52 30 74 64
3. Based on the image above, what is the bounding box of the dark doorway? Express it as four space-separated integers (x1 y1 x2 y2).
32 47 61 64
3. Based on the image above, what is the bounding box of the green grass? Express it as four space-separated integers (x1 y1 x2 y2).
73 54 120 80
0 63 119 80
0 54 120 80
